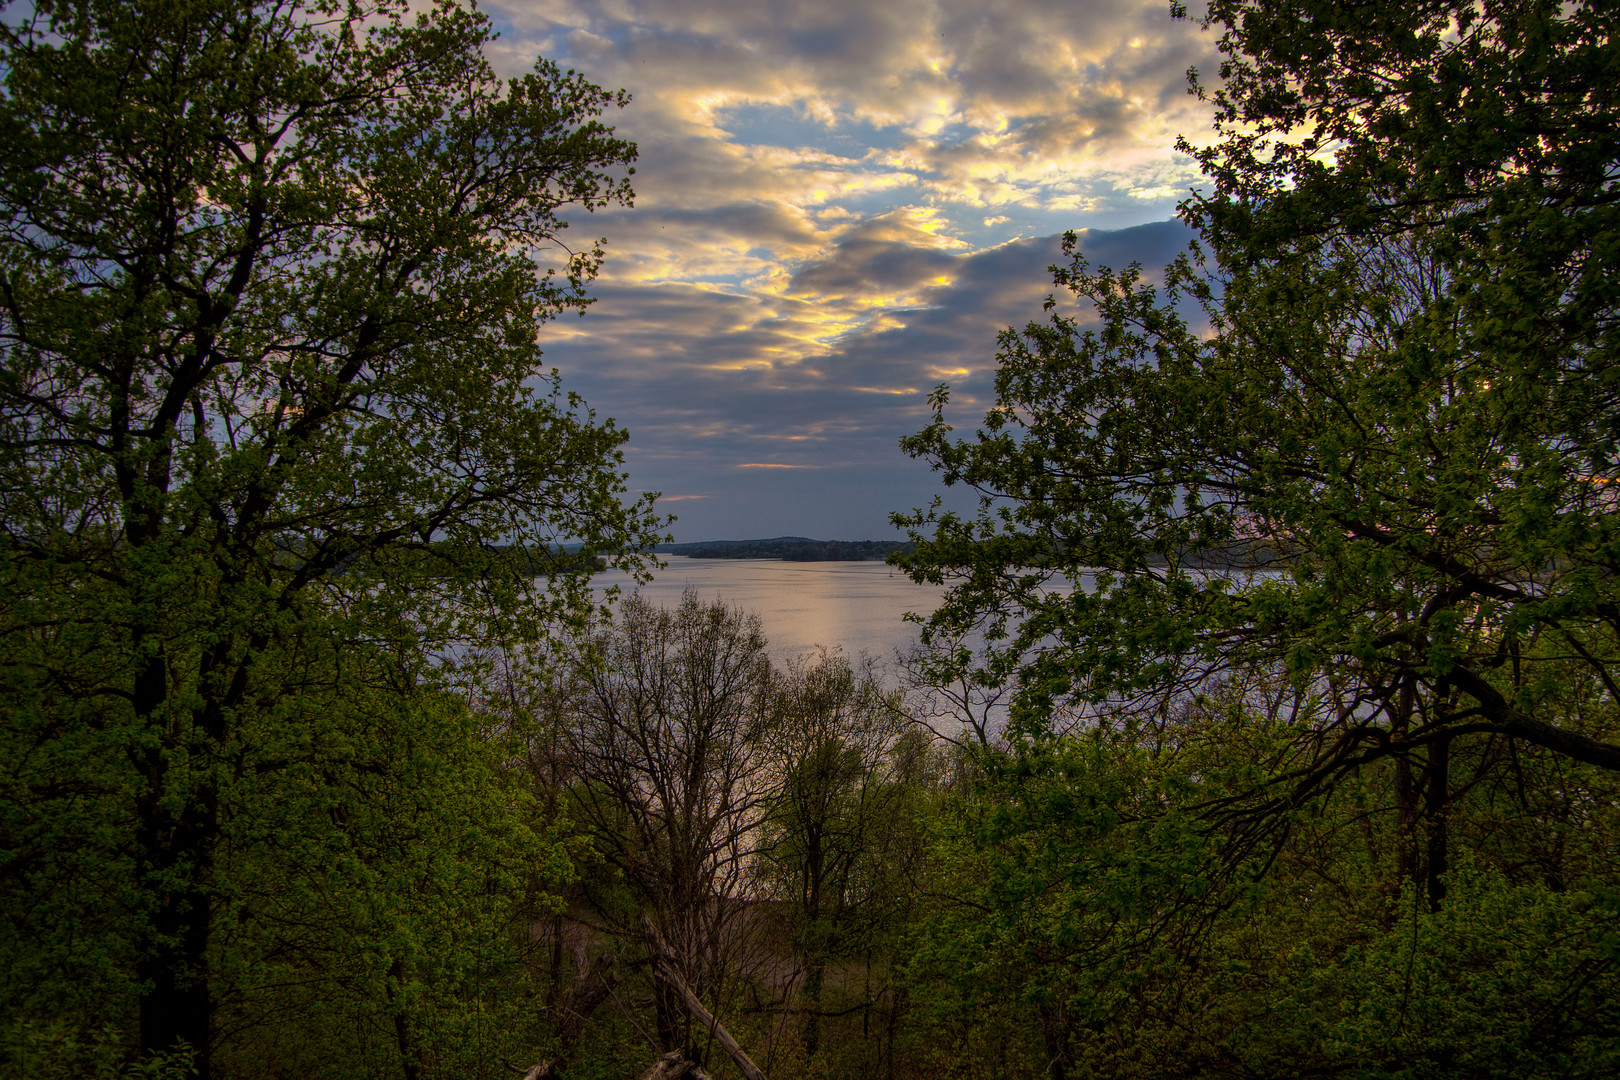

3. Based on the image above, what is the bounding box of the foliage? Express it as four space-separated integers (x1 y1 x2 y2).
891 1 1620 1076
206 682 568 1080
0 0 662 1074
893 0 1620 851
902 697 1620 1080
752 650 918 1059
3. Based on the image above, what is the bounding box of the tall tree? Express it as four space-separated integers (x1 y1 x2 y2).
893 0 1620 884
561 591 777 1056
754 650 908 1058
0 1 662 1074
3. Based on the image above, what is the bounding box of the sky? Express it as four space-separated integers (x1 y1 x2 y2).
483 0 1219 542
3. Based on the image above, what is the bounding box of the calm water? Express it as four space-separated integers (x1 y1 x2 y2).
589 556 952 662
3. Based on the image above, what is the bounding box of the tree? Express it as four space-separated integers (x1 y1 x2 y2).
894 0 1620 895
901 696 1620 1080
753 649 909 1059
206 680 569 1080
894 4 1620 1068
560 590 777 1057
0 1 663 1074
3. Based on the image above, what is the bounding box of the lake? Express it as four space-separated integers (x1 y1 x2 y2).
589 556 952 663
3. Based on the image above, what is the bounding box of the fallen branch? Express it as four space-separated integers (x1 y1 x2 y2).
643 920 768 1080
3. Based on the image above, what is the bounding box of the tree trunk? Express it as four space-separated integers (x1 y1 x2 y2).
1038 1001 1071 1080
388 959 423 1080
1391 682 1420 892
133 658 217 1080
133 849 213 1080
654 973 686 1053
1425 735 1451 912
547 913 566 1011
801 962 824 1057
559 951 620 1061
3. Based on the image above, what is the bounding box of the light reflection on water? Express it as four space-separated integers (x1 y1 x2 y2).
589 556 952 664
585 558 1277 740
589 558 1275 664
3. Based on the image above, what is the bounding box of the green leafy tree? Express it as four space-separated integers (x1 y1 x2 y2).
900 679 1620 1080
0 0 663 1074
209 678 571 1080
894 0 1620 885
892 1 1620 1073
753 650 911 1060
899 729 1237 1080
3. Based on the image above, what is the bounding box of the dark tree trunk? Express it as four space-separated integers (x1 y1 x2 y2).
133 786 217 1078
1037 1001 1071 1080
801 963 824 1057
1425 735 1451 912
133 877 214 1080
133 655 218 1080
388 959 423 1080
559 952 620 1061
655 973 686 1052
547 913 566 1011
1392 683 1421 891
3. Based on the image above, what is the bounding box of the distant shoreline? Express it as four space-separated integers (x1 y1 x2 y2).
654 537 913 562
648 536 1285 569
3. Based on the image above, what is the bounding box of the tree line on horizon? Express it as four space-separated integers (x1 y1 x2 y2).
658 539 915 562
4 1 1618 1078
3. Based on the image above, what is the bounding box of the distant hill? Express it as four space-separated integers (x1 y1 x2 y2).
654 537 915 562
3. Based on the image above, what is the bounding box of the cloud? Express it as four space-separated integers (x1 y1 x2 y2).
489 1 1219 253
541 220 1196 538
786 209 962 305
478 2 1219 539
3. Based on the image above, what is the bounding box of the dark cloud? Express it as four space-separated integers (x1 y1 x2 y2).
594 200 822 249
540 221 1196 539
786 212 961 299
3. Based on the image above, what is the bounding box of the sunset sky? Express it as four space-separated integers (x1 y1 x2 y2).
485 0 1219 541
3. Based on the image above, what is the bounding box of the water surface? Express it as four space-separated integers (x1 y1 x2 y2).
590 556 950 663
